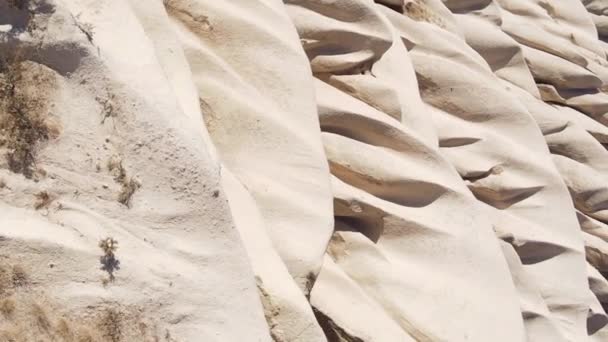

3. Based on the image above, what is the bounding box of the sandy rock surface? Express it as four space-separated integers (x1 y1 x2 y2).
2 0 608 341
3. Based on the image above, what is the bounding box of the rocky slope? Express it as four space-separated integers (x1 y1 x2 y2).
2 0 608 341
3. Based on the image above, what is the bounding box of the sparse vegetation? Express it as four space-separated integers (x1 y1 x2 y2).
118 177 140 207
107 156 140 207
0 59 60 179
107 155 123 176
0 300 159 342
99 237 118 256
99 237 120 283
0 257 160 341
99 308 122 342
11 265 27 287
0 263 28 294
32 303 51 331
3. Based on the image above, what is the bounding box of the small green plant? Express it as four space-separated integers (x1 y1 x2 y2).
99 237 120 282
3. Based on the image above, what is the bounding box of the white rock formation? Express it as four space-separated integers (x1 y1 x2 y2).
2 0 608 341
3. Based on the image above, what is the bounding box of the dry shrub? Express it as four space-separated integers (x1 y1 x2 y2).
0 59 60 178
0 256 160 341
99 237 120 283
107 157 140 207
95 93 115 124
98 237 118 256
0 299 161 342
31 303 51 331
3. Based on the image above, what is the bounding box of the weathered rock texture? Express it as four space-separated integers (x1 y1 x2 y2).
2 0 608 341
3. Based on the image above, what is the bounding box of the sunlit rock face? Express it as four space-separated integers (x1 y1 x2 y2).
2 0 608 341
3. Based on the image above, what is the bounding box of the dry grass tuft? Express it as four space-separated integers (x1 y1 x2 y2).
99 308 122 342
0 60 60 178
0 297 15 317
11 265 27 287
118 177 140 207
107 155 123 175
0 256 161 341
0 263 28 294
